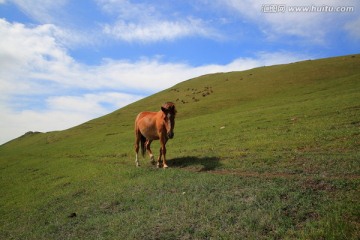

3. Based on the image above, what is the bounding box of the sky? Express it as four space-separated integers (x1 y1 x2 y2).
0 0 359 144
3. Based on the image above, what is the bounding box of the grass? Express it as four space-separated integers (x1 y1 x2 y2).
0 54 359 239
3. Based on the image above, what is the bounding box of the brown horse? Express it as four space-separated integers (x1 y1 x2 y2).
134 102 177 168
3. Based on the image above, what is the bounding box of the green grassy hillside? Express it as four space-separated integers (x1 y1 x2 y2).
1 54 359 239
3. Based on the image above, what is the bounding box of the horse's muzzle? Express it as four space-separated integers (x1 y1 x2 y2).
168 132 174 139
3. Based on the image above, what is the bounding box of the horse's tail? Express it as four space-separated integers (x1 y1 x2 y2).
140 134 146 157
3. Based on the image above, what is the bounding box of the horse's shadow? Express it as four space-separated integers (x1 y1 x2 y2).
168 156 221 172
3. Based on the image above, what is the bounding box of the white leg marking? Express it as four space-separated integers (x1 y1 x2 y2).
135 153 140 167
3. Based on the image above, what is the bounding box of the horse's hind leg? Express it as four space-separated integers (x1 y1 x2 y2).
134 131 140 167
145 140 155 165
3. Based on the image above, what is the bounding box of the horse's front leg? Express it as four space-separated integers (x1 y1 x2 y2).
157 148 162 168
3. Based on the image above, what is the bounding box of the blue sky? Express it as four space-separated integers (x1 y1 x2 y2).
0 0 359 144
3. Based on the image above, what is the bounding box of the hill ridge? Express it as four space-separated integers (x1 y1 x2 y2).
2 53 360 148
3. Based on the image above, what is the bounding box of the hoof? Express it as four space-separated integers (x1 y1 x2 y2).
163 165 169 169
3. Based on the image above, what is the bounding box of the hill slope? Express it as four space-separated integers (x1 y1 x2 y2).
1 54 359 239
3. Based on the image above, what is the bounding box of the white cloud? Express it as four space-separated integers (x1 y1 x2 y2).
0 19 77 95
102 18 216 42
96 0 156 20
188 51 309 75
46 92 142 115
97 0 220 42
0 91 144 145
0 108 89 144
9 0 68 23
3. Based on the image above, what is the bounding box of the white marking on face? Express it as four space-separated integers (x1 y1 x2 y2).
167 113 172 129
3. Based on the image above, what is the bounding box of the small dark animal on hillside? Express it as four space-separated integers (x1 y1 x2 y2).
134 102 177 168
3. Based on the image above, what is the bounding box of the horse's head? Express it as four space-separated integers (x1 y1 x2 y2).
161 102 177 139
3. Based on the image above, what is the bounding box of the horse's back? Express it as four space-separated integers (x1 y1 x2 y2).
135 111 158 124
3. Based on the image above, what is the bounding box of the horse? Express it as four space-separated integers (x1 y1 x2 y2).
134 102 177 168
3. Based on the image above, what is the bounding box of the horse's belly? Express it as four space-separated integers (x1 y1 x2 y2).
140 125 159 140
